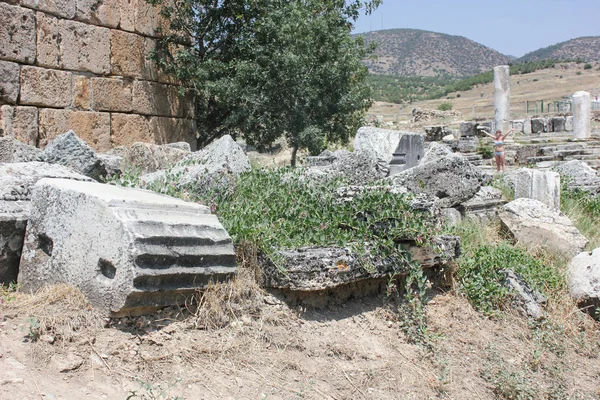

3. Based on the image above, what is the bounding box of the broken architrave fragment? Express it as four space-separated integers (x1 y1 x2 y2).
18 179 236 316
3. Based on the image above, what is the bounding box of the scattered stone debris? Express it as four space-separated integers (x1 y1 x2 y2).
141 134 251 195
0 137 41 163
555 160 600 192
568 247 600 319
107 142 190 174
459 186 507 221
389 153 484 208
411 108 461 123
38 130 108 181
500 269 546 320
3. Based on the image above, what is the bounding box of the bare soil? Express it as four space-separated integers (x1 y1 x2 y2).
1 280 599 400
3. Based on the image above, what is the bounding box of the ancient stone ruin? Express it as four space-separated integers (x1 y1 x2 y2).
0 0 196 152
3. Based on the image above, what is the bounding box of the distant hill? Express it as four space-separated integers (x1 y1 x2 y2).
517 36 600 63
357 29 512 78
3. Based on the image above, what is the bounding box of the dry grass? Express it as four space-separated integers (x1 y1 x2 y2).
188 241 293 330
1 284 105 343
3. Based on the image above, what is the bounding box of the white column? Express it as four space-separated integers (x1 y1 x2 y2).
494 65 510 134
572 91 591 140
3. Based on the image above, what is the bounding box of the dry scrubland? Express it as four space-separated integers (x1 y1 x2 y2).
1 219 600 399
370 62 600 121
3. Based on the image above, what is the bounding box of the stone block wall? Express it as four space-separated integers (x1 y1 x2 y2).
0 0 196 152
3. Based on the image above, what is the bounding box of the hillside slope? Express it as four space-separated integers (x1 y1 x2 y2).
518 36 600 63
358 29 512 77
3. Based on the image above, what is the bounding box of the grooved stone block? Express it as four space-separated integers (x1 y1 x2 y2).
21 0 76 19
20 66 73 108
76 0 120 28
91 78 132 112
0 3 36 64
110 30 145 78
36 12 61 69
0 60 20 104
0 105 38 145
150 116 196 149
38 109 111 151
19 179 236 315
110 113 153 146
132 81 183 117
60 20 110 74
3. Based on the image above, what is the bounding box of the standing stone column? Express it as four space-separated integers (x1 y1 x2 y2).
494 65 511 134
572 91 591 140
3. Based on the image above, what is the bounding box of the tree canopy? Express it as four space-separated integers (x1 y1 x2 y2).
149 0 381 165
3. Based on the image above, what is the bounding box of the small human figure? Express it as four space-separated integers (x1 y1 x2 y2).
482 128 514 172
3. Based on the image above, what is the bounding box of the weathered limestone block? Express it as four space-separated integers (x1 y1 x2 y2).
354 126 424 166
118 0 135 32
73 75 91 109
388 133 425 175
421 142 453 164
565 116 574 132
0 201 28 285
389 153 484 208
21 0 76 19
551 117 566 132
354 126 401 163
60 20 111 74
303 150 388 186
499 198 588 258
0 3 36 64
460 186 506 221
556 160 600 191
514 168 560 209
110 30 145 78
76 0 120 28
91 78 132 112
522 118 532 134
0 162 92 284
568 248 600 318
150 116 197 149
262 236 459 291
459 121 476 137
572 91 591 140
19 179 236 315
20 66 73 108
0 60 20 104
38 109 111 151
110 113 153 146
111 142 188 174
500 269 546 320
132 81 183 117
142 135 250 194
494 65 510 134
40 130 108 180
0 137 42 163
514 145 539 165
36 11 61 69
531 118 547 133
0 105 38 146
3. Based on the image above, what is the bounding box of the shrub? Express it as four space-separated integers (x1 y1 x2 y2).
477 143 493 159
584 63 592 70
437 102 453 111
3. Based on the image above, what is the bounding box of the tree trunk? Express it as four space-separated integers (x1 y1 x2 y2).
291 145 298 167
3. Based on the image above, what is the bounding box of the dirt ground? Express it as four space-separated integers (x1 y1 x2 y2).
1 278 599 400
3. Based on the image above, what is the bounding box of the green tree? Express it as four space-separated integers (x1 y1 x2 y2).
149 0 380 165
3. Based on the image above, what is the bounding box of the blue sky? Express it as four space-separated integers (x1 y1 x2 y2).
353 0 600 57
